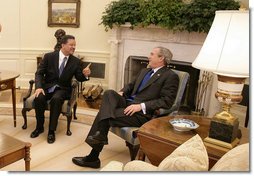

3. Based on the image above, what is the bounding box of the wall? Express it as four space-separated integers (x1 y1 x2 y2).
0 0 113 88
0 0 250 122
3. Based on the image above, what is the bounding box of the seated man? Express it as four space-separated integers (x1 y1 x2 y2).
30 35 91 144
72 46 179 168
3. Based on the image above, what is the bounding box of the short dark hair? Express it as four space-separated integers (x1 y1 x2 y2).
61 35 75 44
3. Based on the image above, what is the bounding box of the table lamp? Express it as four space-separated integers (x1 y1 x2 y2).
192 10 249 148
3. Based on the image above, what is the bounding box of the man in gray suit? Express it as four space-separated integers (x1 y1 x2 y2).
72 46 179 168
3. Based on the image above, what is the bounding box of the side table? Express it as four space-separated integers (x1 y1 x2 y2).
0 71 20 127
137 115 249 169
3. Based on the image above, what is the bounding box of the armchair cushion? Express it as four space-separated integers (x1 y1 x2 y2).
24 94 70 113
124 160 158 171
210 143 249 171
101 134 209 171
158 134 208 171
157 69 190 116
100 161 124 171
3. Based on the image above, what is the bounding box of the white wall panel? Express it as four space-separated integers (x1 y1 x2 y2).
0 49 109 89
0 59 19 71
24 59 37 76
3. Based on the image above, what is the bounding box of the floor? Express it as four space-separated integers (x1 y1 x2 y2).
0 89 130 171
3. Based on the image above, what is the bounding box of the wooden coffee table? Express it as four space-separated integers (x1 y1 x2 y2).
0 133 31 171
137 115 249 169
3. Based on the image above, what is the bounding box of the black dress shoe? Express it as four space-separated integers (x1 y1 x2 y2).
72 156 100 168
47 133 55 144
30 128 44 138
86 131 108 145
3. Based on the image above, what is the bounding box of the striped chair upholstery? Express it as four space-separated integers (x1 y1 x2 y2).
110 69 190 160
21 79 78 136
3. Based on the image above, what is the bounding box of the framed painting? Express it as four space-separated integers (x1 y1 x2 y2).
48 0 80 28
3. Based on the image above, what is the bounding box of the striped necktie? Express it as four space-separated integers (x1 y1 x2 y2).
59 57 67 77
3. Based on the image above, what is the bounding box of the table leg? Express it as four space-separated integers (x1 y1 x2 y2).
11 84 16 127
24 143 31 171
138 148 146 161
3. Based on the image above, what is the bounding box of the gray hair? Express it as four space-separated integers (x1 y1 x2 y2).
156 46 173 65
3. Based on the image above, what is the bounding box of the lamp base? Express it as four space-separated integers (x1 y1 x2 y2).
209 115 239 143
204 137 239 149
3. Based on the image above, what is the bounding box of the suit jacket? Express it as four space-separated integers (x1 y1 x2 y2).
122 66 179 115
35 51 88 92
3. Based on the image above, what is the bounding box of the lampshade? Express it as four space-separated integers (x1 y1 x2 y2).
192 10 249 78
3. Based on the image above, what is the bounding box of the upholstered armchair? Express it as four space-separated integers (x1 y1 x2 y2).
101 135 249 171
21 79 78 136
110 69 190 160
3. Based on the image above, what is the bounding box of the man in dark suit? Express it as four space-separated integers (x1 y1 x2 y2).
30 35 91 144
72 46 179 168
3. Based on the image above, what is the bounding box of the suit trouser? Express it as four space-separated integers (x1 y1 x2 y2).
34 88 69 131
85 90 152 152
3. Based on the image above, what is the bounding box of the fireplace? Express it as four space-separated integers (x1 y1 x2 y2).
124 56 200 111
107 24 207 91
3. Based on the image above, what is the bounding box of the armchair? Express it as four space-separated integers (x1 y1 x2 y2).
101 134 209 171
101 135 249 171
21 79 78 136
110 69 190 160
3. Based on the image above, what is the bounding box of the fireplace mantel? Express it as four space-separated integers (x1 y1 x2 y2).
108 24 207 90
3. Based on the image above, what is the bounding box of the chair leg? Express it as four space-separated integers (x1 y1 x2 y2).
22 108 30 129
125 141 140 161
73 102 77 120
66 115 72 136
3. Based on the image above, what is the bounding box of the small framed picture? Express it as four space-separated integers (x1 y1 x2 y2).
48 0 80 28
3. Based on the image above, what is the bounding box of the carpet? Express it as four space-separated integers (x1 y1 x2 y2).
0 115 130 171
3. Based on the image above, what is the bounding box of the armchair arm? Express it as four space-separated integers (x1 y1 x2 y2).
156 104 178 117
23 80 35 101
68 79 78 108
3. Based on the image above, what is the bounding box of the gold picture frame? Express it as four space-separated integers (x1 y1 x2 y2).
48 0 80 28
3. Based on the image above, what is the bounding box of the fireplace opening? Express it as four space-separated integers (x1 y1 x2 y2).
82 61 105 79
124 56 200 111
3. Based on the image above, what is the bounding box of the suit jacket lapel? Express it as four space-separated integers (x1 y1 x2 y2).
139 66 167 92
54 52 60 76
